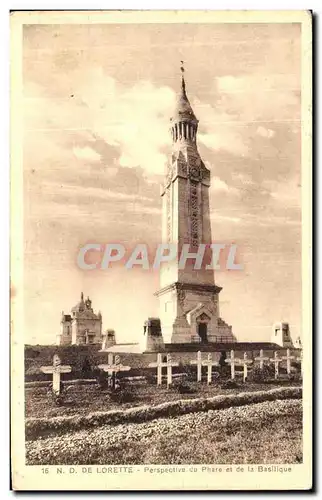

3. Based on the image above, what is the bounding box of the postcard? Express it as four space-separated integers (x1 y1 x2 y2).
10 9 312 491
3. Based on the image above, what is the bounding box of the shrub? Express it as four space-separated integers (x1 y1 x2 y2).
46 382 65 406
51 393 65 406
145 373 157 385
169 379 197 394
81 358 92 379
108 388 137 404
219 351 227 368
248 364 276 383
211 371 221 383
106 377 137 403
287 372 302 383
292 360 301 372
220 379 240 389
94 369 110 390
180 364 197 382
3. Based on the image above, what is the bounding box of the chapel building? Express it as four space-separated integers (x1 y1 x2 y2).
57 293 103 345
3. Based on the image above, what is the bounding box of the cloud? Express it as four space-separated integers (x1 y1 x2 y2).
215 73 300 124
73 146 101 162
232 172 255 186
196 100 249 157
24 65 299 183
212 209 300 228
199 130 249 157
78 71 176 175
211 175 239 196
25 70 176 176
257 126 275 139
211 214 241 224
30 180 156 206
268 178 301 206
217 73 299 95
210 196 301 229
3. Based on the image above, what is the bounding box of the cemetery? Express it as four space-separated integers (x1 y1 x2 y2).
23 71 303 468
25 344 303 465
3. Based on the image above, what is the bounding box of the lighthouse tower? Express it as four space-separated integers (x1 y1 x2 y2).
156 66 234 344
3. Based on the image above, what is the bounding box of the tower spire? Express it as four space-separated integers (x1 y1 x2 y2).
170 62 198 144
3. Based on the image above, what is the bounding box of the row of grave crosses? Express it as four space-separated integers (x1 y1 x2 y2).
40 353 131 395
226 349 303 382
149 349 303 386
226 350 277 382
40 349 303 394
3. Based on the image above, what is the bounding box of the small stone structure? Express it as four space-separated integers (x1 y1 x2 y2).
294 336 302 349
101 329 116 350
271 322 294 348
144 318 165 352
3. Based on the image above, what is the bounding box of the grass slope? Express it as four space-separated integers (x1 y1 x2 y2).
26 387 301 440
26 399 302 465
26 381 302 420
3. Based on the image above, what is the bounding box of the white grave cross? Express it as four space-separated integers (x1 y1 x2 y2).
295 349 303 377
148 353 163 385
270 351 283 379
40 354 72 395
148 353 179 386
225 350 236 380
282 349 295 375
98 353 131 384
225 351 252 382
190 351 203 382
166 354 179 386
240 353 253 382
255 349 269 370
202 353 219 384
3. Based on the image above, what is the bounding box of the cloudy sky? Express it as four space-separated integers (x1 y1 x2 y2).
23 21 301 345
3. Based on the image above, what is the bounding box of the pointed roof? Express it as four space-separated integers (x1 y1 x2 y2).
171 75 198 123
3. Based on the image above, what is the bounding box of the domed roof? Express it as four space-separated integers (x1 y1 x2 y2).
170 77 198 123
71 292 85 313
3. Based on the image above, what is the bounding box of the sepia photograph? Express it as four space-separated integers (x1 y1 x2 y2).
10 10 312 491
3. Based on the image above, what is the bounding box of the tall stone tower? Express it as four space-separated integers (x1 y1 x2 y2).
156 69 234 345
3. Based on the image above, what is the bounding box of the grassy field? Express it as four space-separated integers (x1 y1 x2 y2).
25 380 301 419
26 398 302 465
25 380 302 465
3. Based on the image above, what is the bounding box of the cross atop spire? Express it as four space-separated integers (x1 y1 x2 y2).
180 60 186 93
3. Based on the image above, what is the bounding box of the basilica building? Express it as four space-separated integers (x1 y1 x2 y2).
57 293 103 345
